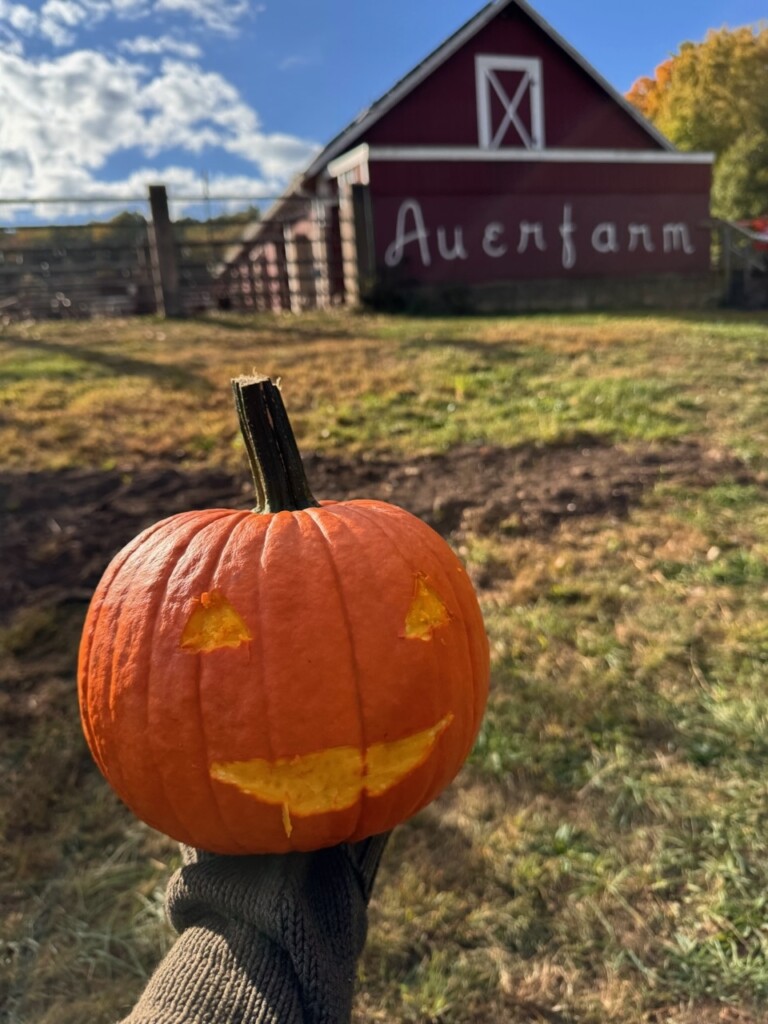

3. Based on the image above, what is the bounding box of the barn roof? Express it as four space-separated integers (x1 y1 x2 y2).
302 0 674 182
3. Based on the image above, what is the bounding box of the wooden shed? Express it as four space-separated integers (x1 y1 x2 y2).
226 0 714 312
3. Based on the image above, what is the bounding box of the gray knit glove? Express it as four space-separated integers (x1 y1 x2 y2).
121 835 389 1024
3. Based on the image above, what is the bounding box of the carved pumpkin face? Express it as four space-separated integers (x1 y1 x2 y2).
78 499 489 854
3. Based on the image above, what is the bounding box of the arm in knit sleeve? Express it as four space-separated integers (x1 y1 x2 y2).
120 836 388 1024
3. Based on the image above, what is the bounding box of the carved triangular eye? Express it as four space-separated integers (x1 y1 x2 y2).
402 575 450 641
181 590 252 653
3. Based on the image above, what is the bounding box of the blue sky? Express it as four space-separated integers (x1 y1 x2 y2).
0 0 764 221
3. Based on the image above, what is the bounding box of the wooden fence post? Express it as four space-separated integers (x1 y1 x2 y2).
311 198 331 310
351 184 376 302
283 221 301 314
148 184 182 317
337 181 376 307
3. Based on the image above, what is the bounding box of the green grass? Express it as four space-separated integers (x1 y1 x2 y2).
1 309 767 469
448 477 768 1020
2 308 768 1022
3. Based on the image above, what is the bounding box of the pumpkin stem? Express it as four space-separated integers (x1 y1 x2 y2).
232 375 320 514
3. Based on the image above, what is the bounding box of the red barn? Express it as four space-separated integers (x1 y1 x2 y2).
226 0 713 312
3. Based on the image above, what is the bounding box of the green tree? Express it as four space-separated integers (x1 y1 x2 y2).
626 25 768 219
711 130 768 220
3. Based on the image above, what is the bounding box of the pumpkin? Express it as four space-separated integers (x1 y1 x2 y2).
78 376 490 854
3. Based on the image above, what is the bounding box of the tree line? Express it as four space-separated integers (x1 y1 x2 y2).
0 207 261 253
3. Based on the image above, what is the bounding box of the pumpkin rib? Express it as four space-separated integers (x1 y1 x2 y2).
246 511 281 769
420 526 487 757
202 512 288 852
79 514 195 780
126 516 222 844
189 510 256 854
252 510 310 848
245 512 290 846
128 513 236 846
408 520 490 746
253 514 275 763
98 512 228 818
302 506 369 838
350 501 485 810
254 513 316 845
337 503 451 827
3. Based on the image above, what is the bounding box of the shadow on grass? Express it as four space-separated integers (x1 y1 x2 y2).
5 335 212 391
196 312 379 343
400 336 527 362
628 308 768 327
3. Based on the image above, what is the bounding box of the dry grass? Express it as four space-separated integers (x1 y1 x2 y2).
2 308 768 1023
2 309 766 472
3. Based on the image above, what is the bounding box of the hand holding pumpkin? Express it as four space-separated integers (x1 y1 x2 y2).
78 376 490 855
119 832 392 1023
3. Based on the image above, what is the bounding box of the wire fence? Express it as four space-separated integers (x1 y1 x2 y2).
0 191 352 320
0 220 153 319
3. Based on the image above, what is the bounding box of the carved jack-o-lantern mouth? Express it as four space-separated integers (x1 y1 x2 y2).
210 714 454 837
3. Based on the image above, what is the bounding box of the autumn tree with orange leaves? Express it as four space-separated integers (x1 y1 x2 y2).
626 25 768 221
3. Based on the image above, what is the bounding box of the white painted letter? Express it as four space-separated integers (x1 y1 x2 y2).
384 199 432 267
662 223 696 255
559 203 577 269
483 221 507 258
628 224 655 252
437 226 468 261
517 222 546 253
591 222 619 254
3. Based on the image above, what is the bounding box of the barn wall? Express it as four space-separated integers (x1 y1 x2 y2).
366 273 720 314
369 159 712 285
368 159 711 197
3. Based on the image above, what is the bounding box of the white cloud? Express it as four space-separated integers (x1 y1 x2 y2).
43 0 89 27
278 54 313 71
0 2 300 222
0 166 275 221
119 33 202 58
110 0 151 16
0 32 24 53
40 0 91 46
155 0 249 35
0 47 319 216
0 0 254 49
0 1 37 34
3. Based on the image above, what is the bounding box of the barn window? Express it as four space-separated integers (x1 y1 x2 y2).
475 55 544 150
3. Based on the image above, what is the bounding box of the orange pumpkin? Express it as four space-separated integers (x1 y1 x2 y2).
78 376 489 854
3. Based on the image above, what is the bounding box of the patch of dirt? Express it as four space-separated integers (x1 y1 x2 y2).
0 437 756 622
0 436 757 618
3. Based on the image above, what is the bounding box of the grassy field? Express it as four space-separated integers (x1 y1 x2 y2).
2 308 768 1023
